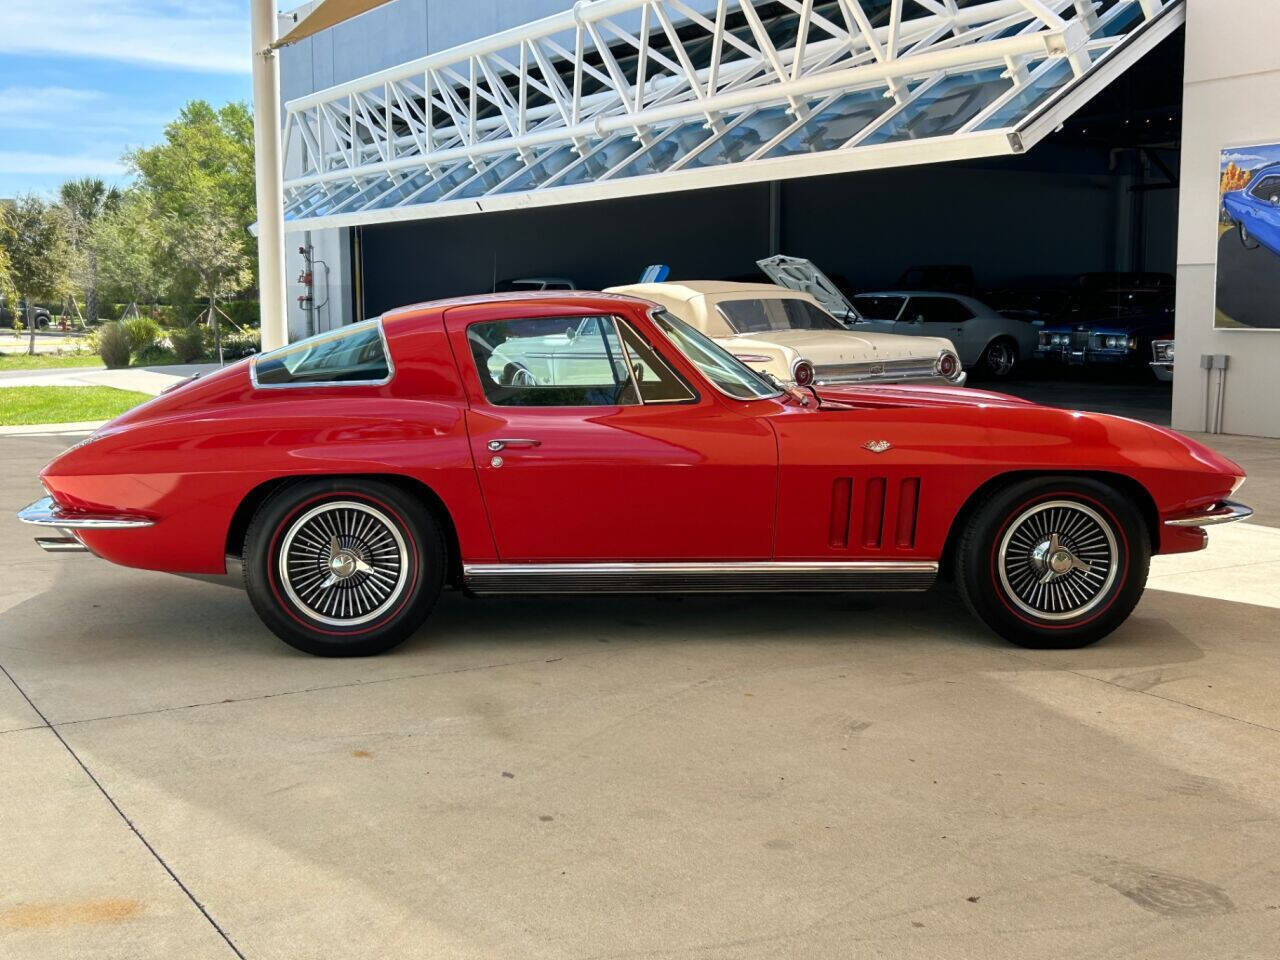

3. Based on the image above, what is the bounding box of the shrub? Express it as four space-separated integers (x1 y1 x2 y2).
122 314 162 354
134 343 177 366
169 326 207 363
220 327 261 360
222 300 260 329
97 322 132 369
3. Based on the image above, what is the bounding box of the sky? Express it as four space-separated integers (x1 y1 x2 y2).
1221 143 1280 173
0 0 256 198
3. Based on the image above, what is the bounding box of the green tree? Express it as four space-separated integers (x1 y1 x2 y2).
130 100 257 306
3 195 71 355
0 216 19 326
91 190 168 315
164 202 252 358
58 177 122 323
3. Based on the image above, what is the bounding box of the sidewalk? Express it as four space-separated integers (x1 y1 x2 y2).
0 362 222 395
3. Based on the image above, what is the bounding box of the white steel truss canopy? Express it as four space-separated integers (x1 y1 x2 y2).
279 0 1185 232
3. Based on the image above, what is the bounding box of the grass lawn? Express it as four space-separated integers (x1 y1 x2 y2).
0 386 151 426
0 352 104 371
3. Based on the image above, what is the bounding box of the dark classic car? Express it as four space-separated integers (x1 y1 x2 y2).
1034 274 1174 373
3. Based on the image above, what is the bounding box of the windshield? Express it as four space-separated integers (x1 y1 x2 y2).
649 309 782 401
717 297 845 334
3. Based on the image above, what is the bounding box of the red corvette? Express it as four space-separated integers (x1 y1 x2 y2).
19 292 1251 656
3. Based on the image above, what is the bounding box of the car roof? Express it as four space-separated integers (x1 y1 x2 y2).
382 290 649 321
608 280 807 301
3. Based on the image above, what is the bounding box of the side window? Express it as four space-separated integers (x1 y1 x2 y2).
468 315 638 407
1249 175 1280 203
253 319 390 386
851 295 905 321
616 321 697 403
907 296 974 324
716 299 773 334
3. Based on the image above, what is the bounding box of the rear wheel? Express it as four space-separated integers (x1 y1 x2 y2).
243 479 445 656
1239 221 1261 250
979 338 1018 379
954 477 1150 649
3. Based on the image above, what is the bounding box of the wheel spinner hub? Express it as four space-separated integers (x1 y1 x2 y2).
278 500 410 627
998 500 1120 622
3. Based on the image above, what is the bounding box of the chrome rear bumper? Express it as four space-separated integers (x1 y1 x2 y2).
1164 500 1253 527
18 496 154 555
18 495 154 529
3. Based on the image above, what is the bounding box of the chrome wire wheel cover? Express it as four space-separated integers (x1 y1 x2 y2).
278 501 410 627
997 500 1119 622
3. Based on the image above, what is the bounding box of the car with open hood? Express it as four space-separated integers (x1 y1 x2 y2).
607 269 964 389
19 291 1250 657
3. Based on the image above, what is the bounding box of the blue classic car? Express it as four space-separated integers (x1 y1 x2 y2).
1223 163 1280 257
1034 274 1174 374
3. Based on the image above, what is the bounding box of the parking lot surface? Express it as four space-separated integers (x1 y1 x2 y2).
3 430 1279 959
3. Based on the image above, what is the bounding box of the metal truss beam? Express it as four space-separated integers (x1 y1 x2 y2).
280 0 1183 232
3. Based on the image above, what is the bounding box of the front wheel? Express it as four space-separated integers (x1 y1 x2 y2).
243 479 445 656
954 478 1150 649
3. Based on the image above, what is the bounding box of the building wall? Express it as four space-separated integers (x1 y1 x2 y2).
1173 0 1280 438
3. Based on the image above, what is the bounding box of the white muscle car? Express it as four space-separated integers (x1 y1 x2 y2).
605 275 965 388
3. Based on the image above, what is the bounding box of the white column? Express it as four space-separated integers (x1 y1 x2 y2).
251 0 289 352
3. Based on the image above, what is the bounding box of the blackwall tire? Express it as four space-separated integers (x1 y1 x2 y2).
954 477 1150 649
1240 222 1261 250
243 478 445 656
979 338 1018 379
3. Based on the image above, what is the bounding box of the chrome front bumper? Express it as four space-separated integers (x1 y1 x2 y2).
1164 500 1253 527
17 496 154 554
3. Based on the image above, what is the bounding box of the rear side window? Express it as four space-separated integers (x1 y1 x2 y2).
717 297 842 333
1249 174 1280 203
253 319 391 386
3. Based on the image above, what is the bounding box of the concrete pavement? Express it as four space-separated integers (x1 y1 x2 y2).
2 431 1279 959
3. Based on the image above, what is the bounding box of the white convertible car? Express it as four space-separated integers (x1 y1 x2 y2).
605 276 965 388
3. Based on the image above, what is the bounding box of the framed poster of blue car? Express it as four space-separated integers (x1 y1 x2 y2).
1216 142 1280 329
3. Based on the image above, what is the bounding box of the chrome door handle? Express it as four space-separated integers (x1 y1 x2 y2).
487 438 541 451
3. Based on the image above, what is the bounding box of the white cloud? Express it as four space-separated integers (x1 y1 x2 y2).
0 86 170 134
0 151 128 177
0 0 251 75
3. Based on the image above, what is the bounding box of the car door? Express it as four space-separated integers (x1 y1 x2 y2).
900 296 979 363
445 303 778 562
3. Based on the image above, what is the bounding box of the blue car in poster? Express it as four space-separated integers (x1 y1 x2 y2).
1222 162 1280 257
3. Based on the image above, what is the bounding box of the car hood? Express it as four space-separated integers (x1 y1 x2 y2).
722 329 953 363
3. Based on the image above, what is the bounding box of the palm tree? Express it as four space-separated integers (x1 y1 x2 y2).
58 177 121 323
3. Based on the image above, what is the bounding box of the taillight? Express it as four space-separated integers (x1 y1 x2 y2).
792 359 815 387
935 352 960 380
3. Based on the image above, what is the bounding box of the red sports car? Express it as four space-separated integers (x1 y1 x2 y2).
19 292 1251 657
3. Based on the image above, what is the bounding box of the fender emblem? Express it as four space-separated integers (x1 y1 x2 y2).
864 440 892 454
